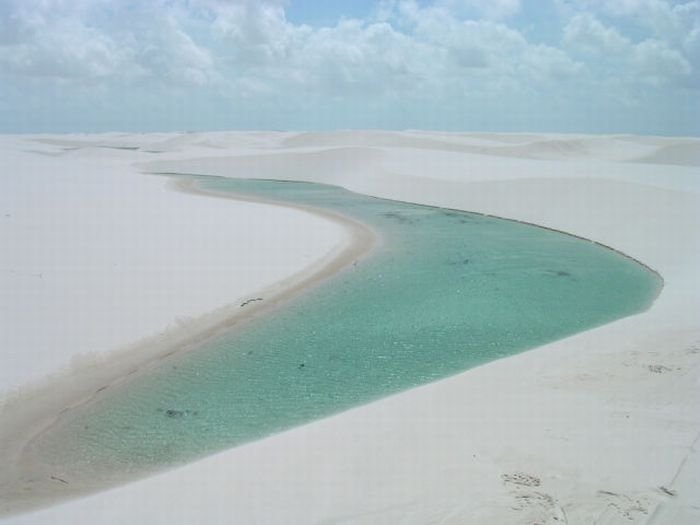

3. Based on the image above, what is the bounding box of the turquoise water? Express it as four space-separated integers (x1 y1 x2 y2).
34 177 661 478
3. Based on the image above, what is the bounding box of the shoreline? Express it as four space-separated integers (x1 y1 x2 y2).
3 173 661 516
0 175 378 516
1 131 698 524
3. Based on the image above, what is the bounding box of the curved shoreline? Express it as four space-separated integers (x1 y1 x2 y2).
0 176 378 516
2 132 697 525
4 173 662 516
208 176 665 287
369 193 664 282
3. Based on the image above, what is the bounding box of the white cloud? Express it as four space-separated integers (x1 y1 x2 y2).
297 20 427 96
0 0 697 134
208 1 300 63
563 12 692 87
376 2 582 91
633 38 692 84
0 0 686 93
1 20 120 80
685 25 700 62
0 0 214 85
563 12 629 55
565 0 700 44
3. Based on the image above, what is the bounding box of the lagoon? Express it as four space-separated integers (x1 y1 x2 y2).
31 176 661 487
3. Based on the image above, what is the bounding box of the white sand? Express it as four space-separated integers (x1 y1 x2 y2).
2 131 699 524
0 135 350 393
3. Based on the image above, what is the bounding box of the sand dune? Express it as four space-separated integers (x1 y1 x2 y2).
0 136 350 394
278 130 699 165
635 141 700 167
2 131 699 524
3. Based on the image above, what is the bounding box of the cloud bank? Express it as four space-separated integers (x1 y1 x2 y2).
0 0 697 134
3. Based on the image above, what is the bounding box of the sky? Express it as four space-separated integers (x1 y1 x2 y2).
0 0 698 135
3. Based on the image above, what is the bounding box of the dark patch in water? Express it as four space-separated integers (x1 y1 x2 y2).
381 212 417 224
441 210 476 223
545 269 574 278
158 408 199 419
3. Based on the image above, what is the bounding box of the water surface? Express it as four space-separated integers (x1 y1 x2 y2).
33 177 661 478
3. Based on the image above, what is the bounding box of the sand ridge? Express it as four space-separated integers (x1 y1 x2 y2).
0 170 377 515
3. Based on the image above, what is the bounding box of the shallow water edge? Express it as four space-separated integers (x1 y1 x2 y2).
0 176 378 516
0 175 662 516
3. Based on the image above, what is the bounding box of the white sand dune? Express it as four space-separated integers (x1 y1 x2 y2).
0 136 349 394
635 142 700 167
1 132 699 524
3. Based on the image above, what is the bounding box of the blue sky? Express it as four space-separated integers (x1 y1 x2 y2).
0 0 698 135
285 0 381 26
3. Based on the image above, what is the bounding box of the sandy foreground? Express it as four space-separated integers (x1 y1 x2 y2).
1 131 699 524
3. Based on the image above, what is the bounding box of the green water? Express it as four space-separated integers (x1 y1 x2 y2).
34 177 661 476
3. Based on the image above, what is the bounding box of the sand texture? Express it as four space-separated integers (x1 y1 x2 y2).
1 131 699 524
